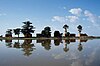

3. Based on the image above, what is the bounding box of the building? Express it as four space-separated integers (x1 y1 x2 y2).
70 34 76 37
79 33 88 37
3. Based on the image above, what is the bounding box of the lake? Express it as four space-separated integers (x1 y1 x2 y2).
0 39 100 66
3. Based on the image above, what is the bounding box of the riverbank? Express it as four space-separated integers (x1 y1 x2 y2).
0 36 100 40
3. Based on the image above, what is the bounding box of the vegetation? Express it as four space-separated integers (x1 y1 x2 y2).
0 21 90 38
54 31 62 37
77 25 82 34
41 26 51 37
13 28 21 38
63 24 69 37
6 29 12 35
21 21 35 38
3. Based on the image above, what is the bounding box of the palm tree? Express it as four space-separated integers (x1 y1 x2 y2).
63 24 69 37
13 28 21 38
77 25 82 35
21 21 35 38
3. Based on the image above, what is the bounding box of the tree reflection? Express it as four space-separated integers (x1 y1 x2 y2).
77 39 88 51
5 40 12 48
6 42 12 48
54 39 62 46
21 39 35 56
41 39 51 50
4 38 89 56
78 43 83 51
13 42 20 49
63 39 70 52
37 39 51 50
0 39 2 42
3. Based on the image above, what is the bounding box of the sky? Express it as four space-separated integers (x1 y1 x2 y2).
0 0 100 36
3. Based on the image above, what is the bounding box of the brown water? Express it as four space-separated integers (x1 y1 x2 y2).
0 39 100 66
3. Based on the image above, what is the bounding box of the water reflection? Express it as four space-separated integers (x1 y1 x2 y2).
4 38 89 56
78 39 88 51
13 42 20 49
5 39 36 56
21 39 35 56
1 39 100 66
5 39 12 48
37 39 51 50
54 39 62 46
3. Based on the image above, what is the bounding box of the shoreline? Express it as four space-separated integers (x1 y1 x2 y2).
0 36 100 40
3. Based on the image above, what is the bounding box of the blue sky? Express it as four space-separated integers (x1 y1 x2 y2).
0 0 100 36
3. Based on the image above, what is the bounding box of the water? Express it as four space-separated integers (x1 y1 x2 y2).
0 39 100 66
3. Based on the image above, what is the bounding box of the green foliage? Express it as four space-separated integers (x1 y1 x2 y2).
13 28 21 37
41 26 51 37
77 25 82 33
63 24 69 29
6 29 12 35
21 21 35 35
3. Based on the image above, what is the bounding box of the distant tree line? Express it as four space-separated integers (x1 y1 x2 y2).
5 21 85 38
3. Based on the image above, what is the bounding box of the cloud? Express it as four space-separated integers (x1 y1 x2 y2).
52 7 100 36
52 16 66 23
84 10 95 23
84 10 100 27
52 15 79 23
66 16 79 22
69 8 82 16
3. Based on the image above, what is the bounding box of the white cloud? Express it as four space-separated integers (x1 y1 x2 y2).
84 10 100 27
66 16 79 22
84 10 95 23
52 15 79 23
52 7 100 30
52 16 66 23
69 8 82 16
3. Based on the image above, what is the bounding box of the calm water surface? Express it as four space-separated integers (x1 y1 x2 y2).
0 39 100 66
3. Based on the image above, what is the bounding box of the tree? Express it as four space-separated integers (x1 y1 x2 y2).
44 27 51 37
6 29 12 35
21 21 35 38
13 28 21 38
77 25 82 34
41 26 51 37
54 31 62 37
63 24 69 37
